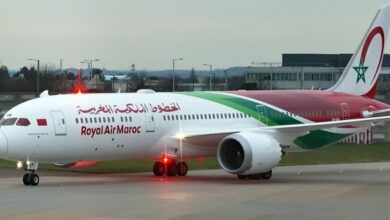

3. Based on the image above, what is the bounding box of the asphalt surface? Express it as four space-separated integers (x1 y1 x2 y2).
1 163 390 220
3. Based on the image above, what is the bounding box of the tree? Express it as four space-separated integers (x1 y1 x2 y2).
0 65 9 81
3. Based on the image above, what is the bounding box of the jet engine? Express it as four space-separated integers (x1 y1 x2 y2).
217 132 282 175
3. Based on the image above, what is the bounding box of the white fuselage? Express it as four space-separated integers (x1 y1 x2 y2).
0 92 260 163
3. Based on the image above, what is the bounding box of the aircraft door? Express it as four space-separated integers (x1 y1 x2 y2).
256 104 269 125
51 110 67 136
340 103 350 120
145 112 155 132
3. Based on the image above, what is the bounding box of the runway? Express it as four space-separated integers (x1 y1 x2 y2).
1 162 390 220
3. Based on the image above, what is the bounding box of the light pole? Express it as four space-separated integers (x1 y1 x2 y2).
172 58 183 92
28 58 40 95
83 59 99 81
224 69 228 90
203 64 213 91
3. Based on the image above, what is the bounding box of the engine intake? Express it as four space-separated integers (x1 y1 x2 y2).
217 132 282 175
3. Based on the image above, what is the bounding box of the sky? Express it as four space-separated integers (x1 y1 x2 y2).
1 0 390 71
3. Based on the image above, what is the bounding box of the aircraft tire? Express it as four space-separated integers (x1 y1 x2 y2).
31 174 39 186
153 162 165 176
248 174 262 180
237 175 248 180
177 162 188 176
262 170 272 180
23 173 31 185
167 163 177 176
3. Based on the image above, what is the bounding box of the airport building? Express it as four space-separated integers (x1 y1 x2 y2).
246 53 390 90
245 53 390 144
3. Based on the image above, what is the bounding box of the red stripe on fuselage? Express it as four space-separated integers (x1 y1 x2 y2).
227 90 390 122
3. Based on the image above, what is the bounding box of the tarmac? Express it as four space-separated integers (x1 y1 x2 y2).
1 162 390 220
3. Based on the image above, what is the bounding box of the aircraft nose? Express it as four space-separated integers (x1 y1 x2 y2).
0 131 8 157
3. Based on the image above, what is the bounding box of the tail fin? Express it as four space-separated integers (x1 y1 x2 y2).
329 5 390 98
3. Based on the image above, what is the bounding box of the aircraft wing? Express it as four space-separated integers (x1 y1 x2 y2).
364 108 390 117
256 115 390 133
181 116 390 139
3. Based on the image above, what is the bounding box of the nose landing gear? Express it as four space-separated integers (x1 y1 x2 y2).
23 173 39 186
20 161 39 186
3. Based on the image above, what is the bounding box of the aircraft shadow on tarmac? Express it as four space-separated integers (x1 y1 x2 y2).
14 168 390 187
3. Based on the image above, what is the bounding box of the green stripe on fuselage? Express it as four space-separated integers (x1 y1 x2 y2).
180 91 353 150
181 91 300 126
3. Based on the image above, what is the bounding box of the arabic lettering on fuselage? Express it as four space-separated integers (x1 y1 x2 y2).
77 102 181 115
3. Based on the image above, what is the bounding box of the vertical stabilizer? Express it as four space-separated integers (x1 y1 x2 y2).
329 5 390 98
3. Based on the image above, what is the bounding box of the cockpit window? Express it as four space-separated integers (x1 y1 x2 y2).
16 118 31 126
2 118 17 126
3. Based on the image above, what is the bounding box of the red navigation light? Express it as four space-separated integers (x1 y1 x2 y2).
73 67 85 94
163 157 168 163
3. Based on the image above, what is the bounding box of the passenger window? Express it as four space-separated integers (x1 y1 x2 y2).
85 118 88 124
98 117 102 123
81 118 84 123
90 118 93 123
163 115 166 121
129 116 132 122
107 117 111 123
120 116 123 122
16 118 30 126
94 118 97 123
76 118 79 124
112 117 115 122
184 115 187 120
103 117 106 123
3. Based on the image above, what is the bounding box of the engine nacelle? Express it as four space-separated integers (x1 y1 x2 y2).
217 132 282 175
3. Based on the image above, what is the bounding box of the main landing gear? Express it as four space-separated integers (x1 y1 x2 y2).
237 170 273 180
20 161 40 186
153 161 188 177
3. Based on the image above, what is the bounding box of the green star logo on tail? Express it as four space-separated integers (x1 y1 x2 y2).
353 60 368 83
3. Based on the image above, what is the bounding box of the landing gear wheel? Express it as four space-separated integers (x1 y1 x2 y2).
22 173 39 186
248 173 262 180
176 162 188 176
237 175 248 180
23 173 31 186
153 162 165 176
31 174 39 186
262 170 272 180
167 163 177 176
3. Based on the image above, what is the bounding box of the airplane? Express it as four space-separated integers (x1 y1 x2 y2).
1 5 390 186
